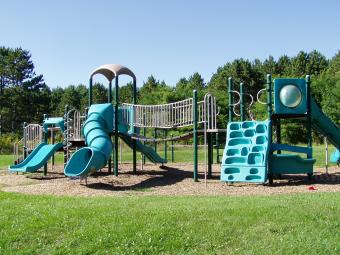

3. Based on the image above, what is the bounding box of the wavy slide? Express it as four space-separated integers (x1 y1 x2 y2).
8 142 63 173
64 103 113 177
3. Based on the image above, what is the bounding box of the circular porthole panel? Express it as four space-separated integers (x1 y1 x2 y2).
279 84 302 108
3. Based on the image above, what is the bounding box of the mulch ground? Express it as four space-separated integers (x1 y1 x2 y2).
1 163 339 197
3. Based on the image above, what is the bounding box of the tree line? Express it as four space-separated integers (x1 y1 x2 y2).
0 46 339 146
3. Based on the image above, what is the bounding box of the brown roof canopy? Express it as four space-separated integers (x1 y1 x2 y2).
90 64 136 81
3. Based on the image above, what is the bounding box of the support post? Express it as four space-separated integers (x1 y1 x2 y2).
43 114 48 176
51 126 55 168
89 78 93 106
108 80 112 103
325 137 328 174
266 74 272 119
163 129 167 161
266 74 273 183
154 128 157 153
193 90 198 181
240 82 245 121
277 119 281 154
207 132 213 178
306 75 312 158
171 134 174 162
142 127 146 164
228 77 233 122
108 80 113 173
216 132 220 164
63 105 68 168
132 78 137 174
114 77 119 176
23 122 27 159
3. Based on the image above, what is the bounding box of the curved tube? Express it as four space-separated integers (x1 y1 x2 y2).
64 104 113 177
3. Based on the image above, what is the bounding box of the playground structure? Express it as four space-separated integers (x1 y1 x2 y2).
220 75 340 183
9 64 219 181
8 63 339 185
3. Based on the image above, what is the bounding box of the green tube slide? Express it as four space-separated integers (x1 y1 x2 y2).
64 104 113 177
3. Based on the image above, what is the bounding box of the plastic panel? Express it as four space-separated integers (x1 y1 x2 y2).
220 121 270 183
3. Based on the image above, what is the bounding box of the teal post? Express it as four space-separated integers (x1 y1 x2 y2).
207 132 213 178
171 134 174 162
142 127 146 164
108 80 113 173
228 77 233 122
89 78 93 106
23 122 27 159
266 74 272 118
154 129 157 153
108 81 112 103
114 76 119 176
193 90 198 181
43 114 48 176
163 129 167 161
216 132 220 163
277 119 281 154
132 79 137 174
266 74 273 183
306 75 312 158
240 82 245 121
63 105 68 167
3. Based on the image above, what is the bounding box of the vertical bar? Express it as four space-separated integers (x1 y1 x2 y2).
325 137 328 174
43 114 48 176
89 78 93 106
108 80 112 103
266 74 273 183
266 74 272 119
154 128 157 153
240 82 245 121
132 79 137 174
306 75 312 158
277 119 281 154
164 129 167 161
114 76 119 176
143 127 146 164
207 132 212 178
193 90 198 181
216 132 220 163
51 127 54 167
171 134 174 162
23 122 27 159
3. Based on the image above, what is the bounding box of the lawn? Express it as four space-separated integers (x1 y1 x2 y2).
0 192 339 254
0 143 336 170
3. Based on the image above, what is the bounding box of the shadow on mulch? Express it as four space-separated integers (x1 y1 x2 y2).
269 173 340 187
87 165 202 191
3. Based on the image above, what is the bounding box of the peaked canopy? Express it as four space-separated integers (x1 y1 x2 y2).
90 64 136 81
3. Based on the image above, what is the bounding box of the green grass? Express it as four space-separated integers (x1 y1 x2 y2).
0 192 339 254
0 144 336 170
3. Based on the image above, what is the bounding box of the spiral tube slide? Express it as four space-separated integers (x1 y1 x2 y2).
64 104 113 177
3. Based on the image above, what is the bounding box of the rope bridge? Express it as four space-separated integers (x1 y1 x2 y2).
120 93 218 131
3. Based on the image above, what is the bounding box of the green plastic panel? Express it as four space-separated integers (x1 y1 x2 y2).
274 78 307 115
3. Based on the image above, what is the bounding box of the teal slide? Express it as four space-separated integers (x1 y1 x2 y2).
64 103 113 177
119 133 167 164
311 98 340 164
311 98 340 149
8 142 63 173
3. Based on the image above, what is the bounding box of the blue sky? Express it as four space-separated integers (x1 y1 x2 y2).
1 0 339 88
